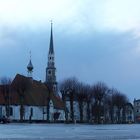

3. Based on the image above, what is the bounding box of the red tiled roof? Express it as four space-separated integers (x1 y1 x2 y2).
0 85 6 104
0 74 64 110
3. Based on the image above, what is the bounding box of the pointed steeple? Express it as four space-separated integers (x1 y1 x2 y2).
49 21 54 54
46 21 57 95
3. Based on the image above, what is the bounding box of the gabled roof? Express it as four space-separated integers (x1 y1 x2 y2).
0 74 64 110
0 85 6 104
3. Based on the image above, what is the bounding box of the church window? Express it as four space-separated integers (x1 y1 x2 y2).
52 62 54 66
50 57 51 60
0 107 2 117
9 107 13 116
48 70 51 74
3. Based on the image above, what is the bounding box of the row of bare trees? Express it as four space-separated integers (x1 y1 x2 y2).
59 77 129 124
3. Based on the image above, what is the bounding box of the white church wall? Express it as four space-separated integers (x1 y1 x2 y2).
9 105 45 121
0 105 20 120
24 106 45 120
0 104 65 121
10 105 20 120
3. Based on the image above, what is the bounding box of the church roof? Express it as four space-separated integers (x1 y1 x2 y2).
0 74 64 110
0 85 7 104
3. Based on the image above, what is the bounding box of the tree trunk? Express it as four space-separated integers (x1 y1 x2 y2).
5 105 9 118
20 104 24 122
97 102 101 124
79 101 83 122
87 102 90 123
47 97 50 122
110 107 114 124
117 108 121 123
122 107 126 123
62 93 68 123
70 93 74 123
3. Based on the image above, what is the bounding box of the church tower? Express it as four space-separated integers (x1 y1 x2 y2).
27 51 33 78
46 22 57 94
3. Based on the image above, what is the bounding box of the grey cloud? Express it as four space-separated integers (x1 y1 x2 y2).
0 27 139 101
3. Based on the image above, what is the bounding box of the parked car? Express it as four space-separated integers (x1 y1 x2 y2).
0 116 10 124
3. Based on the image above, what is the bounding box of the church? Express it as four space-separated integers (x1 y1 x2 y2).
0 23 65 122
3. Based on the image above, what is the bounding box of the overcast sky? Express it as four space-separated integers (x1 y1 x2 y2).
0 0 140 101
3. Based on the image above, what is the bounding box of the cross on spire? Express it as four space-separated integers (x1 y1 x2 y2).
30 50 31 60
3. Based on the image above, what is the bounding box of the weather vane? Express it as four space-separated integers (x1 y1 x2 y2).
29 50 31 60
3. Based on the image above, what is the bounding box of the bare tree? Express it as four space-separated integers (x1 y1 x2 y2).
91 82 108 124
59 88 68 123
102 88 115 124
59 77 78 123
77 82 90 122
85 88 92 123
111 89 128 123
59 77 129 124
46 82 53 122
0 77 12 118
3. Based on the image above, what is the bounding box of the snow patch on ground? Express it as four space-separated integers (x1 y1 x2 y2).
0 124 140 140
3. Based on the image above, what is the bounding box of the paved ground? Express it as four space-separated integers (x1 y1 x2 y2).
0 123 140 140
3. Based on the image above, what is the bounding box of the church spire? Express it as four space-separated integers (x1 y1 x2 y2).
46 22 57 95
49 21 54 54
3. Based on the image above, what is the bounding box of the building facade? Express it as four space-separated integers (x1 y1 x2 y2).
134 99 140 123
123 103 134 123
